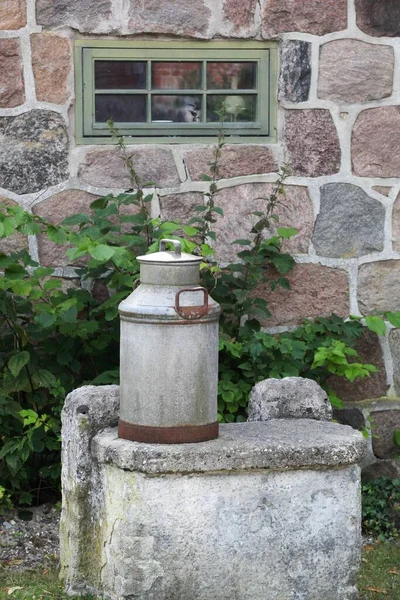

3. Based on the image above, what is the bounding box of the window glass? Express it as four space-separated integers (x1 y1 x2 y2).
95 95 147 122
95 61 146 90
207 63 256 90
152 62 202 90
207 95 257 122
152 95 202 122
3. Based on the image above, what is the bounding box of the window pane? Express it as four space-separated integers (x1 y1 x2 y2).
207 95 257 122
95 94 147 122
152 95 202 123
95 61 146 90
207 63 256 90
152 62 202 90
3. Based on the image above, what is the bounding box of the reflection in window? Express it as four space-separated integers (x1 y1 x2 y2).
152 62 202 90
207 62 256 90
95 61 146 90
95 95 147 122
152 95 202 123
207 95 257 122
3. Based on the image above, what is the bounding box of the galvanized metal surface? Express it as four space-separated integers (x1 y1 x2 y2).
118 240 221 443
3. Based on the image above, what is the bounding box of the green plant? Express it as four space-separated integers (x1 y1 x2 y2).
0 121 392 506
362 477 400 540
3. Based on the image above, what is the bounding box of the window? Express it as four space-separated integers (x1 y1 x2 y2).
75 40 277 144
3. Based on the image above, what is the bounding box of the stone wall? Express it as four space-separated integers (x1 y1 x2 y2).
1 0 400 408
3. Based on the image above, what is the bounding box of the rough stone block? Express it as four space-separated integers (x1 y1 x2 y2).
328 330 388 402
285 110 341 177
392 192 400 253
60 383 365 600
0 198 28 255
371 410 400 459
333 406 366 431
36 0 113 33
355 0 400 37
0 39 24 108
257 263 349 327
222 0 258 34
362 459 400 481
213 184 313 262
313 183 385 258
0 0 26 29
0 110 69 195
279 41 311 103
358 261 400 315
262 0 347 36
352 107 400 178
127 0 211 37
389 329 400 396
79 147 180 189
182 145 277 181
33 190 99 267
248 377 333 422
159 192 203 223
318 40 394 104
373 186 392 197
31 33 72 105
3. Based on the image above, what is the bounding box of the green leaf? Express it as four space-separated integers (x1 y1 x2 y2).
36 312 57 328
212 207 224 217
277 227 298 239
393 429 400 448
201 174 212 181
365 315 386 336
232 239 251 246
62 213 90 226
386 312 400 328
1 217 15 237
88 244 116 261
47 226 68 245
19 409 38 427
10 280 31 295
8 351 30 377
90 197 108 210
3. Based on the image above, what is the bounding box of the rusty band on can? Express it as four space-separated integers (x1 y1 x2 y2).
118 419 219 444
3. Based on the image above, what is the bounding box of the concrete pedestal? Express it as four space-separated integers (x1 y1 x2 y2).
60 386 366 600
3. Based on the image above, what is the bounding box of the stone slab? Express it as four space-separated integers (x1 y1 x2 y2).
356 0 400 37
0 39 24 108
92 421 366 474
279 40 311 103
392 192 400 253
371 409 400 459
352 107 400 178
127 0 211 37
36 0 113 33
285 109 341 177
262 0 347 36
313 183 385 258
31 33 72 105
0 0 26 29
358 261 400 315
0 110 69 195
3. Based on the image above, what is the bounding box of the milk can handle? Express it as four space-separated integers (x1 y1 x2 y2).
175 287 209 320
160 239 181 257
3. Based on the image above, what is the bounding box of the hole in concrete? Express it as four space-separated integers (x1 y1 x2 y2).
77 405 89 415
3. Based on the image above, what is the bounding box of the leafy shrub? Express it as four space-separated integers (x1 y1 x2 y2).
363 477 400 540
0 124 390 506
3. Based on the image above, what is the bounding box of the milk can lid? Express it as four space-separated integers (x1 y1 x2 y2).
137 239 202 265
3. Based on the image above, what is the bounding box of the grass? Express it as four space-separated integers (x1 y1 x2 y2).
0 542 399 599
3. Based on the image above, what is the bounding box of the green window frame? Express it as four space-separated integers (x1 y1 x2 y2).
74 40 278 145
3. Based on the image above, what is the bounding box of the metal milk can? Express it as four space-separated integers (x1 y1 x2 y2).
118 239 221 444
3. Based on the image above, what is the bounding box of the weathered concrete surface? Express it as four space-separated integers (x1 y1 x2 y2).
0 39 24 108
60 386 120 594
0 0 26 29
313 183 385 258
214 183 313 262
355 0 400 37
247 377 333 422
78 147 180 189
352 107 400 178
318 40 394 104
127 0 211 37
93 421 365 473
358 261 400 315
31 33 72 105
285 109 341 177
262 0 347 36
182 145 277 181
279 40 311 103
0 110 69 194
61 385 365 599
